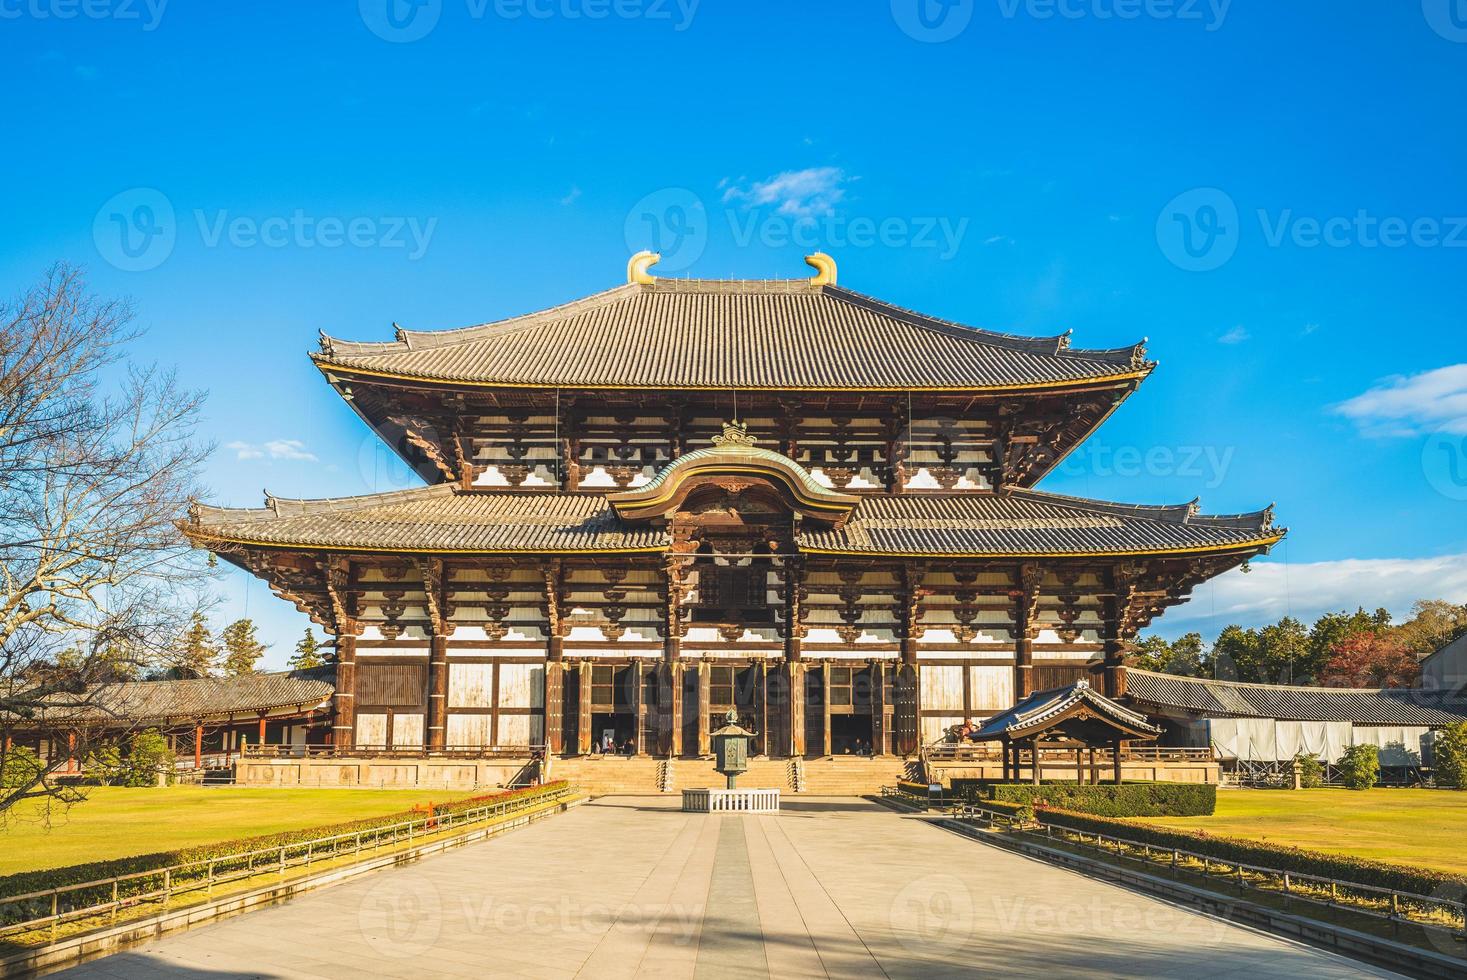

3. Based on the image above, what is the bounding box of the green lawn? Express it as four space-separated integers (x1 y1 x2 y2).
1138 788 1467 875
0 787 471 875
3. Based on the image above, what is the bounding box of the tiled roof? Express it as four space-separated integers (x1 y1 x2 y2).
30 669 336 727
314 279 1151 391
185 485 1278 558
971 680 1162 741
187 486 665 553
1126 669 1467 727
798 490 1279 556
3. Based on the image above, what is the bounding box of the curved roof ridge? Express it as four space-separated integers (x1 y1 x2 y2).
1006 487 1203 524
317 283 639 358
1126 668 1409 697
822 284 1151 368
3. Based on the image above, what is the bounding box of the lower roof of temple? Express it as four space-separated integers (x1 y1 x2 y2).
183 483 1283 559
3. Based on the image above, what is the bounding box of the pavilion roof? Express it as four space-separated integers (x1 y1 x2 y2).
314 277 1152 392
183 483 1280 559
20 669 336 730
970 680 1162 742
1126 669 1467 727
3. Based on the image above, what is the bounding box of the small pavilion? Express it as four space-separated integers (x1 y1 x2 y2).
969 679 1162 784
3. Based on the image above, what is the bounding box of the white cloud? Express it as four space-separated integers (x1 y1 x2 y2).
722 167 848 218
559 186 581 206
1218 325 1250 344
983 234 1011 246
228 439 318 462
1161 554 1467 633
225 440 264 460
1334 363 1467 437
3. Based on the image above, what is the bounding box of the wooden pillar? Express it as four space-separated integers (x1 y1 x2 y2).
632 662 645 756
755 662 768 756
1074 746 1084 784
193 724 203 770
333 633 357 749
1103 576 1130 699
1113 739 1125 784
257 715 267 746
427 633 449 750
545 657 565 754
821 662 832 759
1014 563 1038 700
666 662 683 758
577 660 592 755
788 662 806 757
696 660 711 756
1088 746 1098 785
664 557 685 758
870 660 887 755
1030 738 1041 785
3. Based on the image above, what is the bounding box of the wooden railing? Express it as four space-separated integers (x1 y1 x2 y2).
240 743 540 761
940 801 1467 939
0 782 577 940
923 743 1214 764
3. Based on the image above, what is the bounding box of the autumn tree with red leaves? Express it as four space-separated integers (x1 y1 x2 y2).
1318 632 1420 689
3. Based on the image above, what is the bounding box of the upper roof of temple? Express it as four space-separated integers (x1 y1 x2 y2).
314 254 1153 393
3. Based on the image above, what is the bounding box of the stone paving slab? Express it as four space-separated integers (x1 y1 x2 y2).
55 796 1400 979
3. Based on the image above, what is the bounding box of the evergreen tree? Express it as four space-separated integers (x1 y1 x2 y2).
220 618 267 676
168 612 220 678
1129 632 1204 676
288 629 325 670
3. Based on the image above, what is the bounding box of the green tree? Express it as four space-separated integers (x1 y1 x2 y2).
0 745 43 789
1212 618 1308 683
219 618 266 676
1130 632 1205 676
1338 744 1380 790
1433 721 1467 790
1394 600 1467 658
167 612 220 678
99 729 176 787
288 629 325 670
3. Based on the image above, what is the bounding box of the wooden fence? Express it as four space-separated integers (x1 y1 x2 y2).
0 782 577 941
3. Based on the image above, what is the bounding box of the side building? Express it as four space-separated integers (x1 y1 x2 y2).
182 253 1284 763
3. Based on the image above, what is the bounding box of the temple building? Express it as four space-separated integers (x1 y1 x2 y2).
182 252 1286 762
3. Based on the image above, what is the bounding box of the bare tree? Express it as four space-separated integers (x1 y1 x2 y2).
0 264 212 814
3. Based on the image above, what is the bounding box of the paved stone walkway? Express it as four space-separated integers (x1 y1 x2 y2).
60 797 1398 979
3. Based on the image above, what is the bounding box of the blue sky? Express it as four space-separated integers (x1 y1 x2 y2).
4 1 1465 666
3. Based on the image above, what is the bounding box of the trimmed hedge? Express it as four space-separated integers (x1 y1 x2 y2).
978 782 1216 817
973 797 1467 898
0 780 570 906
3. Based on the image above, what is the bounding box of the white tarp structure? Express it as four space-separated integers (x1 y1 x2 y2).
1200 718 1432 764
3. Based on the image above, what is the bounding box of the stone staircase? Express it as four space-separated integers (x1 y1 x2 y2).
795 756 905 796
550 755 905 797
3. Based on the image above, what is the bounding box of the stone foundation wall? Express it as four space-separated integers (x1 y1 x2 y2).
235 757 531 789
